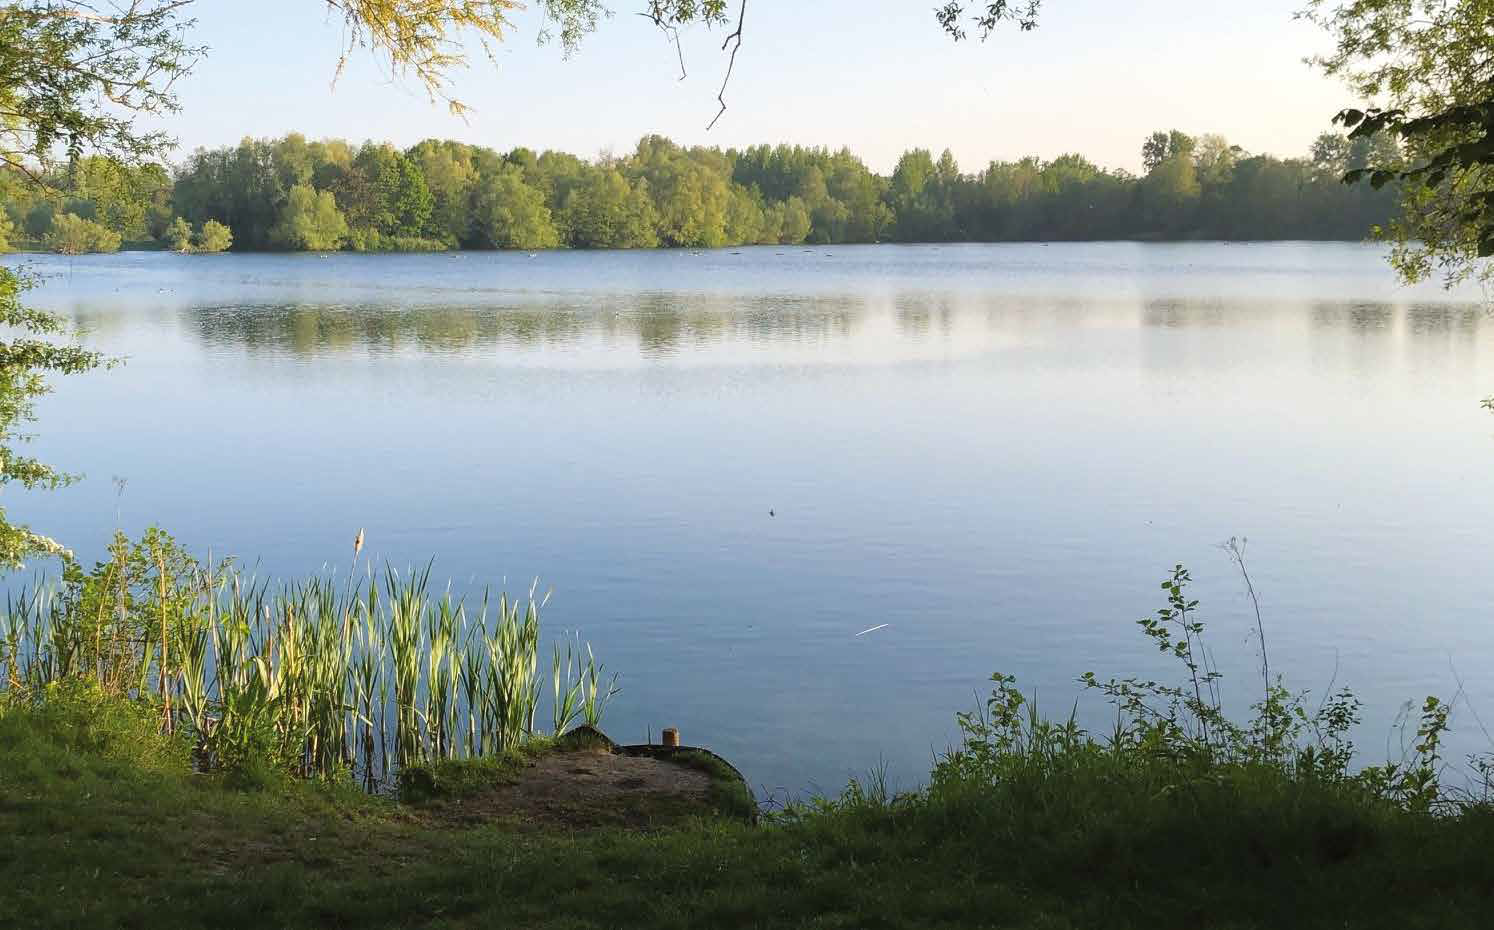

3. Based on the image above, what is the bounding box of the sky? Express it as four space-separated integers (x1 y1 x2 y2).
159 0 1355 175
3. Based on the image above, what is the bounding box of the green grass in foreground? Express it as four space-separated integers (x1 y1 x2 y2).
4 684 1494 930
6 559 1494 928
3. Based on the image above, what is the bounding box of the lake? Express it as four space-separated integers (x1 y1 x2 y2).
7 242 1493 797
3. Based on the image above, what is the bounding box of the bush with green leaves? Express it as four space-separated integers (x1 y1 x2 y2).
165 216 193 252
44 212 121 254
194 219 232 252
930 563 1476 817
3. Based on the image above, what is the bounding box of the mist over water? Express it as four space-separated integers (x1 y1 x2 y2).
8 242 1493 796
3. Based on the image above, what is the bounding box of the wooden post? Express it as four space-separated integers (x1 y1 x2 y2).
661 727 679 748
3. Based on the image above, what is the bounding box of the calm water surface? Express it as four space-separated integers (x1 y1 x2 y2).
7 243 1493 795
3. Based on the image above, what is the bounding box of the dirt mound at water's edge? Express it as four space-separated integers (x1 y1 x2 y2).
417 728 756 831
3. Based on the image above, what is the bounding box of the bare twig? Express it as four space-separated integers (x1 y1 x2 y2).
636 11 687 80
1223 536 1269 692
706 0 746 131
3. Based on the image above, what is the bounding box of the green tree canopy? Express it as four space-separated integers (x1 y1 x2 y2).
8 128 1397 253
472 165 559 249
561 168 660 248
271 184 348 250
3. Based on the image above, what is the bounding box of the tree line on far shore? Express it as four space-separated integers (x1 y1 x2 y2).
0 130 1400 255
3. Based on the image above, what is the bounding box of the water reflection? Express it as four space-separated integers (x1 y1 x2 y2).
137 295 877 359
110 295 1482 365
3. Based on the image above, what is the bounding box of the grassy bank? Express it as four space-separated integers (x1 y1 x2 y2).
4 536 1494 927
4 682 1494 929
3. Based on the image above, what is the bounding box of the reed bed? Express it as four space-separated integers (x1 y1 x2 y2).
0 529 618 789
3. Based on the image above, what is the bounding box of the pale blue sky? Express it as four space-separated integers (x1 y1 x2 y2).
162 1 1352 174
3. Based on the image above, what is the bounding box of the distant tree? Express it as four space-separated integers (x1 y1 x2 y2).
1141 133 1169 173
271 185 348 251
723 184 768 243
1137 151 1200 235
777 195 812 244
1310 132 1351 180
45 213 122 254
561 168 659 248
338 144 433 238
195 219 233 252
1142 130 1196 173
409 140 479 245
472 166 559 249
166 217 194 252
0 211 12 252
630 138 732 247
825 151 893 242
23 202 54 240
1193 134 1239 187
889 149 959 242
173 139 289 250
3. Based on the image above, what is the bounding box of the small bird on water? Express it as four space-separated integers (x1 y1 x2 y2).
769 509 775 517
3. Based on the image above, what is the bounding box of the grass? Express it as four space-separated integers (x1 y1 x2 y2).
4 687 1494 929
394 738 553 804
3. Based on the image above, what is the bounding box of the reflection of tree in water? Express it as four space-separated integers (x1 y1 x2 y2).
188 294 865 358
1404 304 1482 336
895 295 960 339
192 303 589 355
1146 299 1486 342
1306 301 1484 338
1141 299 1231 329
1310 303 1394 331
185 294 1486 362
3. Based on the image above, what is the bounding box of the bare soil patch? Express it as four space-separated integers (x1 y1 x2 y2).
423 748 720 832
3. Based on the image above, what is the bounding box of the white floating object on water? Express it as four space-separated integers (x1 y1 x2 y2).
855 624 889 637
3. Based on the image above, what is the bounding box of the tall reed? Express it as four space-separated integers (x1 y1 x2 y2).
0 529 615 788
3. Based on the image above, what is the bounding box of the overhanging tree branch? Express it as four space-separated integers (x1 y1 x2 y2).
706 0 744 131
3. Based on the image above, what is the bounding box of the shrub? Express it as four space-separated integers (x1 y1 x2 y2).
0 678 191 779
930 563 1475 816
165 216 193 252
345 227 449 252
195 219 233 252
45 212 122 254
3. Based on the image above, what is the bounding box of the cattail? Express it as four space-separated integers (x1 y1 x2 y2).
353 528 365 558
